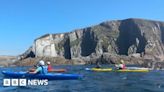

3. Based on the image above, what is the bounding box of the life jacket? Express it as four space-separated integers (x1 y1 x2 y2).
122 64 126 69
48 65 53 71
118 64 126 70
40 66 48 74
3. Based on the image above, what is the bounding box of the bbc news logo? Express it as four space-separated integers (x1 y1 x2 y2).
3 79 48 86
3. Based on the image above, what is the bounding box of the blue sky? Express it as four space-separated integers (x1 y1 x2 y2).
0 0 164 56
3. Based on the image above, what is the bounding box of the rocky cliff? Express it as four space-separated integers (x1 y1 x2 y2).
17 18 164 68
0 56 16 67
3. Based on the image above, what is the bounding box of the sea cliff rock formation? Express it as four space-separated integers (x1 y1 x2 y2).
0 56 16 67
15 18 164 68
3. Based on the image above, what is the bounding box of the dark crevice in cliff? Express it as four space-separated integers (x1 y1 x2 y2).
81 28 97 56
116 19 146 55
160 24 164 44
136 33 146 53
26 51 35 58
159 24 164 54
64 37 71 59
116 20 134 55
22 47 35 58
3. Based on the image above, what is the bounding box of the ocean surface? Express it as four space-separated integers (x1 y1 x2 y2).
0 65 164 92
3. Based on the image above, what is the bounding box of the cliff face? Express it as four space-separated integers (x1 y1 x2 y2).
19 18 164 67
31 21 120 58
30 18 164 58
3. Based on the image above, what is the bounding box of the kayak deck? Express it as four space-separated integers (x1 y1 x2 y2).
113 69 149 72
29 68 67 73
48 69 67 73
126 67 149 70
86 68 149 72
2 71 83 80
86 68 112 72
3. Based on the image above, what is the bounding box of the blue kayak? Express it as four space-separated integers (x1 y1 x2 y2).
2 71 83 80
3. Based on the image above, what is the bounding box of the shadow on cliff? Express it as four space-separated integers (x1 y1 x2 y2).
64 37 71 59
160 23 164 44
81 28 98 56
116 19 147 55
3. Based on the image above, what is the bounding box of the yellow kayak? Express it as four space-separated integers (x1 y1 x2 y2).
85 68 149 72
113 69 149 72
85 68 112 72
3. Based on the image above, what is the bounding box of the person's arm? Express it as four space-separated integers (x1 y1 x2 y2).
29 67 41 74
28 65 38 72
28 68 35 72
115 64 119 67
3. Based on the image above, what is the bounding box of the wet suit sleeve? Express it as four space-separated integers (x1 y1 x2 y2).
34 67 42 73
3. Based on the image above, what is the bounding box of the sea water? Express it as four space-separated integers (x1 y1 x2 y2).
0 65 164 92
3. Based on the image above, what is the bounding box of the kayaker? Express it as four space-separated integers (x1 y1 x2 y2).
115 59 126 70
47 61 53 71
95 55 103 68
29 60 48 74
95 62 101 68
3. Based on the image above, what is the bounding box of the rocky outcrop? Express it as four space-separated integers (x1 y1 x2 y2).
0 56 16 67
18 18 164 68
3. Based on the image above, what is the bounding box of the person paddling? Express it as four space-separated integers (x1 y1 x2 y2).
46 61 67 72
47 61 53 71
115 59 126 70
95 62 102 68
29 60 48 74
95 55 103 68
